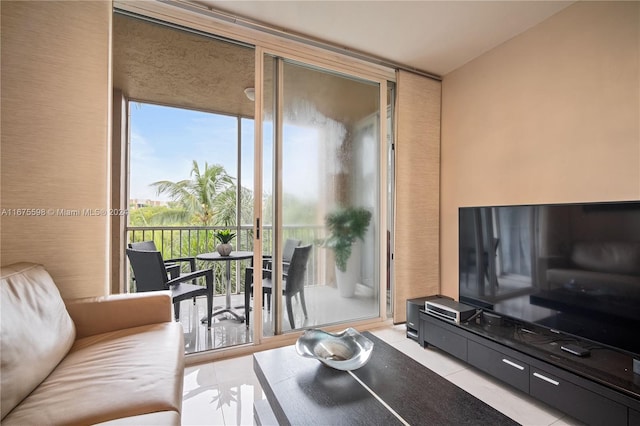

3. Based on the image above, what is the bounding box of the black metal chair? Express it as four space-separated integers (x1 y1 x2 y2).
263 238 301 273
128 241 196 280
245 244 311 329
251 238 301 309
126 248 214 328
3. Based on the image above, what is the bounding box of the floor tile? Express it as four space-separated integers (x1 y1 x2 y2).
182 365 225 425
181 385 227 426
213 355 257 384
217 381 264 426
370 324 406 344
184 363 218 389
183 356 264 426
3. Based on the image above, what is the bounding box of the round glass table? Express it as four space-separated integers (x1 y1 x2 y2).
196 251 253 322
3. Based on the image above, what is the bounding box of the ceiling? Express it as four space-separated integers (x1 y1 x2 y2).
197 0 575 76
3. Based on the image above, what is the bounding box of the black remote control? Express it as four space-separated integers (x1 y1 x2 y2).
561 344 590 357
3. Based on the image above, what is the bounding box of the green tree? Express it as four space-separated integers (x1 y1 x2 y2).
213 186 254 226
128 204 186 226
150 161 234 226
261 192 317 225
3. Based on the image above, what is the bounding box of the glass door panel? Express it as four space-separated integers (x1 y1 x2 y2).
262 55 381 337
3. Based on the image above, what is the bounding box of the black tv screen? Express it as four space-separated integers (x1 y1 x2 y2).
458 201 640 357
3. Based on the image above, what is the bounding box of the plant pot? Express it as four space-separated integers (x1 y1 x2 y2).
216 243 233 256
335 242 361 297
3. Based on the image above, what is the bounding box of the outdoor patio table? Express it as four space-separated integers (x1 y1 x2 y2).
196 251 253 322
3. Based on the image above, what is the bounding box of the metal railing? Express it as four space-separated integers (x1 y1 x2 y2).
126 225 327 296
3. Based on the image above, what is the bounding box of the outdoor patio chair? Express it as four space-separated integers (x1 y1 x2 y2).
263 238 301 273
129 240 196 281
244 244 311 329
126 248 214 328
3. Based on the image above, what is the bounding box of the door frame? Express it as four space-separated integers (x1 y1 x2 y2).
252 46 390 346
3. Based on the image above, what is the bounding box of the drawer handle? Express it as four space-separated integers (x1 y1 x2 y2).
533 372 559 386
501 358 524 370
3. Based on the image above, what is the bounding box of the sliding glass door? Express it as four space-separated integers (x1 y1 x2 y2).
261 55 382 337
116 8 392 354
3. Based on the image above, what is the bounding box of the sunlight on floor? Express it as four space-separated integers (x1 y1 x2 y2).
182 355 262 426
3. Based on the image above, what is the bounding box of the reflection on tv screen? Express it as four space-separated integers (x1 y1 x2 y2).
458 201 640 356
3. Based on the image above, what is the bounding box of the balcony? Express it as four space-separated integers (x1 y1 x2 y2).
127 225 380 354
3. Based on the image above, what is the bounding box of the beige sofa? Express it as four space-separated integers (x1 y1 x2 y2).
1 262 185 425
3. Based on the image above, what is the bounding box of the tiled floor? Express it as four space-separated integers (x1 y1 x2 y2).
182 324 583 426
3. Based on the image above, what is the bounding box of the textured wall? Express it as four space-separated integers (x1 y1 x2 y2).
394 70 442 323
441 1 640 298
1 1 112 298
112 13 378 123
113 13 255 118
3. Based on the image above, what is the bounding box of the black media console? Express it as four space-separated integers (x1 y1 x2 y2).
419 310 640 426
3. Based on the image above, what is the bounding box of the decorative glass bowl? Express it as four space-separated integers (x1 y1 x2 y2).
295 328 374 371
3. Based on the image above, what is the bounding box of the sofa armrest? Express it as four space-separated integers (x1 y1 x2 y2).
65 291 173 339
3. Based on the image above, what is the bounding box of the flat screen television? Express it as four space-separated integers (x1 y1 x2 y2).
458 200 640 357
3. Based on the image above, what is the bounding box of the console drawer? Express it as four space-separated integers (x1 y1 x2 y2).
422 316 467 361
467 340 529 394
530 368 627 426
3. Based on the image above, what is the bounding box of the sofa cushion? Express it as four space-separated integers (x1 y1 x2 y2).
571 242 640 275
1 262 76 420
1 322 184 425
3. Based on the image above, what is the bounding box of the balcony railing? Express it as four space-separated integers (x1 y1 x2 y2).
126 225 327 296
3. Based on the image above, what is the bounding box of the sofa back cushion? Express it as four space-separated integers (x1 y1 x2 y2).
1 263 76 420
571 242 640 276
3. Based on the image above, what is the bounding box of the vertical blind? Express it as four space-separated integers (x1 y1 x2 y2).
394 69 442 323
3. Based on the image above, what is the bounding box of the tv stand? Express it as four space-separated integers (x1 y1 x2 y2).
419 311 640 426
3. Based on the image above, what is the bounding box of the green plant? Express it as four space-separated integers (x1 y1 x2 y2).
323 207 372 272
150 161 235 226
215 229 236 244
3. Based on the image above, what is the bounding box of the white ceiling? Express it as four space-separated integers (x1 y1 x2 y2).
198 0 575 76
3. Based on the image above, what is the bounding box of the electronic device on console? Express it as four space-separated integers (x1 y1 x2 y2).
425 297 477 324
406 295 450 341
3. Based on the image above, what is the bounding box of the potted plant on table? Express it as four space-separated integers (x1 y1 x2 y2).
215 229 236 256
323 207 372 297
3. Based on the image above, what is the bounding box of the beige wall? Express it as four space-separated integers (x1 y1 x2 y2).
1 1 112 298
440 1 640 298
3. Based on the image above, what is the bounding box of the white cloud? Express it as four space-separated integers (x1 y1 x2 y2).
129 132 193 201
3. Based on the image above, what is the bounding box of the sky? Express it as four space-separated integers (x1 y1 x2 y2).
130 103 242 201
129 102 322 203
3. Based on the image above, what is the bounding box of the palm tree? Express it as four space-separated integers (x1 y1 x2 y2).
213 185 255 226
150 161 234 226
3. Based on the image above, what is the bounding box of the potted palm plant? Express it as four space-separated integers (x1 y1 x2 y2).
323 207 372 297
215 229 236 256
